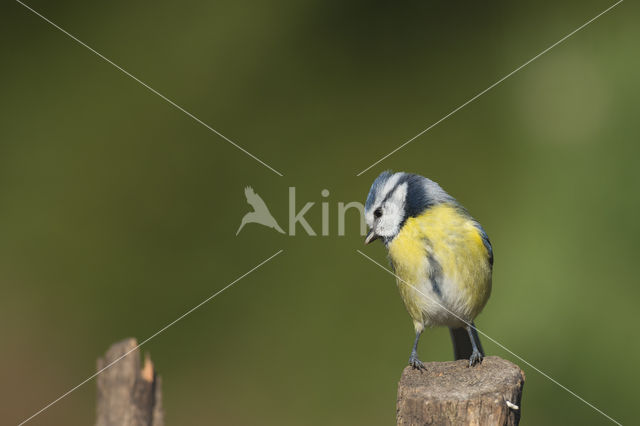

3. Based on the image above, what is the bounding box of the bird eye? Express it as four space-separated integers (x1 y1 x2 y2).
374 208 382 218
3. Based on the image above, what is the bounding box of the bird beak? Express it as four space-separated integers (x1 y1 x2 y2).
364 229 380 245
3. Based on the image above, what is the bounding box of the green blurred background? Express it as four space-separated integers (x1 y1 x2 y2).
1 0 638 424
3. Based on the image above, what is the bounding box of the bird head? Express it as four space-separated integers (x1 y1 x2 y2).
364 171 452 245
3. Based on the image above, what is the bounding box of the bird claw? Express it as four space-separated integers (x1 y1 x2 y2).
409 356 426 371
468 350 483 367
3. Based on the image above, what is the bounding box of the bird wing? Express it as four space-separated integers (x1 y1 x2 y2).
473 222 493 268
244 186 269 212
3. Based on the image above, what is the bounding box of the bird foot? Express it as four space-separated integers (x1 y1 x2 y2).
468 349 483 367
409 355 426 371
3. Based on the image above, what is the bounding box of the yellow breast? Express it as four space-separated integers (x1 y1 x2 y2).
388 204 492 325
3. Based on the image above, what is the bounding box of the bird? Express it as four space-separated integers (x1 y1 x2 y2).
236 186 285 235
364 171 493 369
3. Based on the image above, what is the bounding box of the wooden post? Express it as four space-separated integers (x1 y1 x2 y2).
397 356 525 426
96 338 164 426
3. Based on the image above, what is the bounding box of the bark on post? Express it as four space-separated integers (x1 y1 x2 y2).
397 356 525 426
96 338 164 426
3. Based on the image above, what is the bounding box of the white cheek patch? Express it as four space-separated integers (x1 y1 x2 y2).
389 182 408 206
376 182 408 238
365 173 409 238
379 205 400 235
377 213 394 236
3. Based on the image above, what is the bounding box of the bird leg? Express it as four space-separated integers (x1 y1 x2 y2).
408 330 426 370
466 322 484 367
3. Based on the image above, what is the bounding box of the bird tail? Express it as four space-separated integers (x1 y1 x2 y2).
449 326 484 360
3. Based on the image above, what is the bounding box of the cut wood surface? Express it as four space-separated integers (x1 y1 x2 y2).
397 356 525 426
96 338 164 426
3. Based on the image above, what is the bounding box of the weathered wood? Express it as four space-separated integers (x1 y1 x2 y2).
96 338 164 426
397 356 524 426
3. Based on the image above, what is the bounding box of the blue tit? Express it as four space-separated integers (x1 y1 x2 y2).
364 171 493 369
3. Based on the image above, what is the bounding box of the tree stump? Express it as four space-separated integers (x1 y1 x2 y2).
96 338 164 426
397 356 525 426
